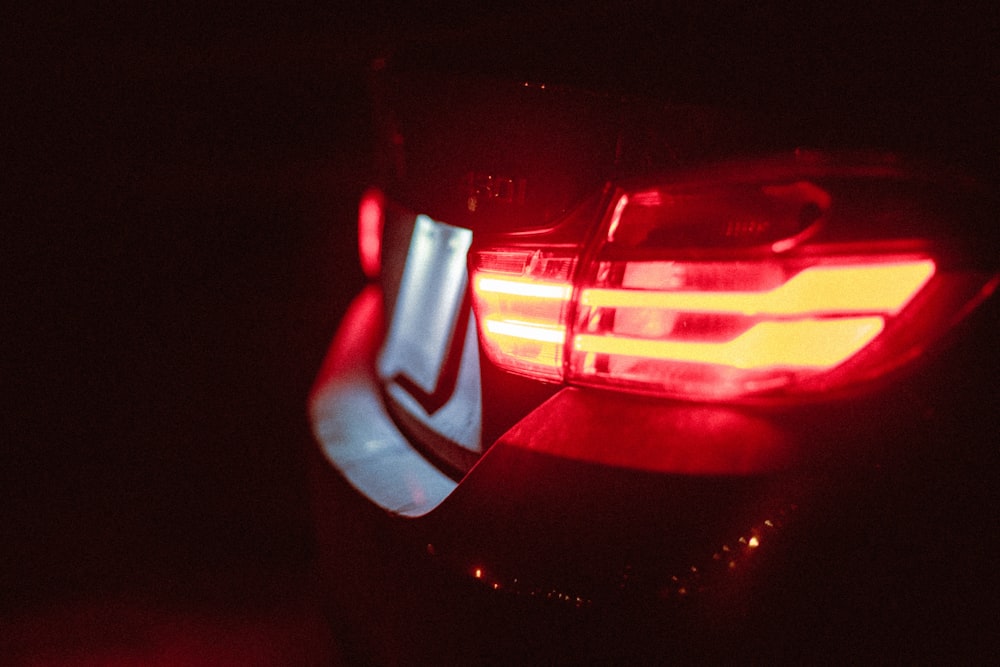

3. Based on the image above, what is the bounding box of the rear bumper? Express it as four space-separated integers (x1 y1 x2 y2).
309 284 456 517
310 285 997 656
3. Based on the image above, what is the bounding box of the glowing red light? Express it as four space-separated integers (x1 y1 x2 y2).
472 251 944 395
467 158 991 399
568 255 939 397
358 188 384 278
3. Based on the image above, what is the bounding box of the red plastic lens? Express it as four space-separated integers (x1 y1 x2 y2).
569 256 936 398
469 156 994 401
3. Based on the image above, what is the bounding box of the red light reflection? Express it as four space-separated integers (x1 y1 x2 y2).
498 388 797 475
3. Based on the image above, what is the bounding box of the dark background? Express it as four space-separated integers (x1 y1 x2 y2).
6 6 387 663
4 4 997 664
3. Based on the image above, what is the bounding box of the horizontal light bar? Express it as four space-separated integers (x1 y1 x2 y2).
474 276 573 300
484 318 567 344
574 316 885 370
580 260 935 317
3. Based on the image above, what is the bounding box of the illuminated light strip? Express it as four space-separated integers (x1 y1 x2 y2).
484 318 567 344
573 317 885 370
580 260 935 316
474 275 573 300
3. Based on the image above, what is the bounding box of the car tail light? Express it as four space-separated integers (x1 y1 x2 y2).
358 187 385 278
470 249 576 380
571 251 936 399
470 155 997 401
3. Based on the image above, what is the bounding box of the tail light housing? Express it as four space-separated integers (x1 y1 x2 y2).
471 249 576 380
471 155 997 401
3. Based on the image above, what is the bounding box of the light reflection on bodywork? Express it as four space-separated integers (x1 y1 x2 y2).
496 388 796 475
458 507 793 607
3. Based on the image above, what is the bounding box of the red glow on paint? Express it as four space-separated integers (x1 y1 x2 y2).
309 285 384 394
498 389 798 474
358 188 384 278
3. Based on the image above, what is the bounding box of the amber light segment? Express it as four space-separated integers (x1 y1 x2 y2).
574 317 885 370
580 260 936 317
475 275 573 300
482 319 566 371
484 318 567 344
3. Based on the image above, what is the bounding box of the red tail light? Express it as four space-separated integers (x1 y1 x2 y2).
470 155 996 401
571 254 935 398
471 250 576 380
